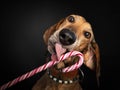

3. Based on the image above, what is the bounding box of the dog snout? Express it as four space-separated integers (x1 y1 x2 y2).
59 29 76 45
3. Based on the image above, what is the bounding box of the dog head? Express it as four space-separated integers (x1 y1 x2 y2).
43 14 100 84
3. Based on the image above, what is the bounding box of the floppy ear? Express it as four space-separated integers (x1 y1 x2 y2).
43 19 65 45
83 39 100 85
91 39 100 84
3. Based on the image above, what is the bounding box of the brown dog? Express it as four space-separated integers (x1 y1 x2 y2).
32 14 100 90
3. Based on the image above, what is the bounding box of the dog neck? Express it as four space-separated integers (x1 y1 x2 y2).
47 67 80 84
46 51 81 84
50 67 79 79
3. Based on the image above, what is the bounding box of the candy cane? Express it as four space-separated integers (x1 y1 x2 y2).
60 51 83 72
0 51 83 90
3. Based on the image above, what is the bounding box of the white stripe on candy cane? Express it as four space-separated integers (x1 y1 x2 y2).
0 51 83 90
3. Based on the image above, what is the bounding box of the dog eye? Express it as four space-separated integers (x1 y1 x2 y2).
68 16 75 23
84 31 91 39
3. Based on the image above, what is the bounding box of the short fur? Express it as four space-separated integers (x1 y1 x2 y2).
32 14 100 90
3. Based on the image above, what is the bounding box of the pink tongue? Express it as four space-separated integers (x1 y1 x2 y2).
55 43 66 60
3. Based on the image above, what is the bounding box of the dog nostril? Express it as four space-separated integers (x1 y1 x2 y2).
59 29 76 45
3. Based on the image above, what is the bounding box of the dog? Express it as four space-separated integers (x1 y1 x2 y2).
32 14 100 90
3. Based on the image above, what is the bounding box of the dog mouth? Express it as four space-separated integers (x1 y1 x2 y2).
48 42 68 59
48 28 77 59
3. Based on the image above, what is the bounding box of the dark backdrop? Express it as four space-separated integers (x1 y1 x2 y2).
0 0 120 90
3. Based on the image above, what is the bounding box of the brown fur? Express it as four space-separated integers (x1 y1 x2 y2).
32 14 100 90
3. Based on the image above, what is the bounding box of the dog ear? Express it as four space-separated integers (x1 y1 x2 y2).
43 19 65 45
91 39 100 85
83 39 100 86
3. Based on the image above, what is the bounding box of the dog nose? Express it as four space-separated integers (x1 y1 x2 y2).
59 29 76 45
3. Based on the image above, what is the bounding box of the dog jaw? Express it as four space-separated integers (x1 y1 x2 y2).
48 29 81 55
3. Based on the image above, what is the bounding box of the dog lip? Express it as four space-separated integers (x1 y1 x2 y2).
48 40 55 54
48 41 69 55
64 49 69 54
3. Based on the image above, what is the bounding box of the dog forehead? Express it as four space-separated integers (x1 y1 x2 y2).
57 15 86 29
66 14 86 22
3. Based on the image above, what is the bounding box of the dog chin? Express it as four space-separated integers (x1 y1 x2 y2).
48 39 79 55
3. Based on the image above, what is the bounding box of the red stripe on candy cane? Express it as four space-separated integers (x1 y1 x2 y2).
0 51 83 90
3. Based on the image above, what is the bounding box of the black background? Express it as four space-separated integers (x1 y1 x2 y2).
0 0 120 90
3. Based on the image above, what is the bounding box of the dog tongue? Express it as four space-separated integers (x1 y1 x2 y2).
55 43 66 60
